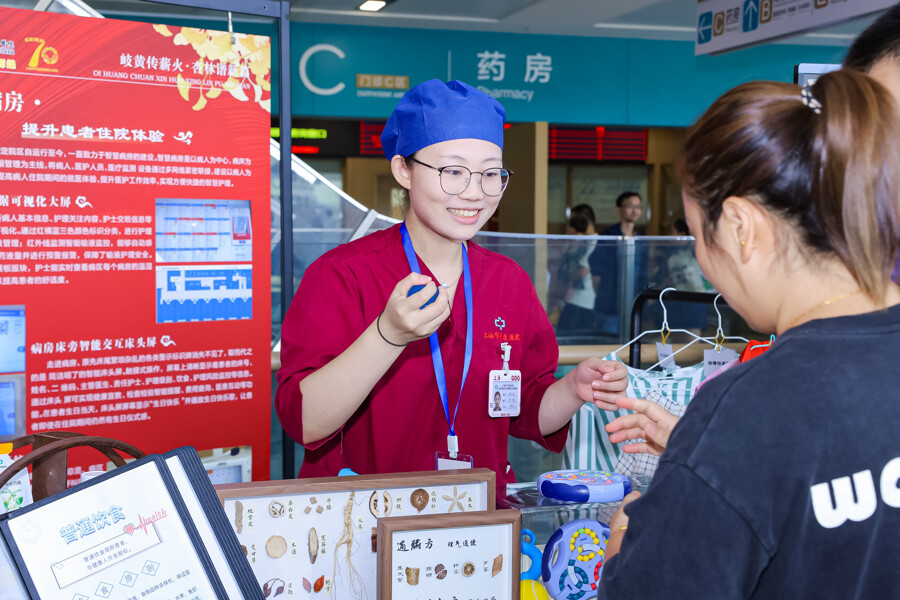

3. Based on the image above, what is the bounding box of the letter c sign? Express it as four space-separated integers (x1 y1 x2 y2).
299 43 346 96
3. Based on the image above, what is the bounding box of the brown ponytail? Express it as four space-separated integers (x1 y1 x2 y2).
678 69 900 303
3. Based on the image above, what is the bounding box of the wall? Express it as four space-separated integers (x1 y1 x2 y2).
288 23 846 126
112 15 847 127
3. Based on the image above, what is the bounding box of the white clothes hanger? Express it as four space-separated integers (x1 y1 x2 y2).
711 293 750 349
611 287 716 358
613 289 750 374
640 293 751 372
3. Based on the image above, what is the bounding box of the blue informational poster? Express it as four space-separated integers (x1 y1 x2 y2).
0 382 15 437
0 308 25 375
156 267 253 323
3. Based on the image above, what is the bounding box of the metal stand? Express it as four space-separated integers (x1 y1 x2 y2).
0 432 145 500
135 0 296 479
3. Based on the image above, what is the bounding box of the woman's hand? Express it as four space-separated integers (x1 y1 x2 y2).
605 397 680 456
610 490 641 531
568 358 629 409
539 358 628 436
605 490 642 560
377 273 452 346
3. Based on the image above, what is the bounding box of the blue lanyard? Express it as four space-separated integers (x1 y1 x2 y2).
399 222 473 441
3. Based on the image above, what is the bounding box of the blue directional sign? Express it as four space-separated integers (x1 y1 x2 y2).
743 0 759 32
698 11 713 44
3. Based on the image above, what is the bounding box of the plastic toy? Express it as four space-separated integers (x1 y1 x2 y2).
520 528 543 580
408 283 439 308
521 578 551 600
537 469 631 503
541 518 610 600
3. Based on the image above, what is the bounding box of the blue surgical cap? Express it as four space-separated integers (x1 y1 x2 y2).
381 79 506 160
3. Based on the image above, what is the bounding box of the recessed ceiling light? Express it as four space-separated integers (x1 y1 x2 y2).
359 1 387 11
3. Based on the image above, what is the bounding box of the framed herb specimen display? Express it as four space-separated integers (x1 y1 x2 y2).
215 469 495 599
377 509 520 600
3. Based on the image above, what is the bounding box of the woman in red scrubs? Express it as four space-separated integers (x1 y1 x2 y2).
275 79 627 499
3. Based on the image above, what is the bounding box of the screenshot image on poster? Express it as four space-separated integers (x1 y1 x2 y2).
155 199 252 263
155 200 253 323
0 306 26 440
0 307 25 374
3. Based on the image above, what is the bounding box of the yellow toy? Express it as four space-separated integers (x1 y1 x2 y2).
521 579 551 600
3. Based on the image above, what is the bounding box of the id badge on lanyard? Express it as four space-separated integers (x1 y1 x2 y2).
489 342 521 418
399 223 474 470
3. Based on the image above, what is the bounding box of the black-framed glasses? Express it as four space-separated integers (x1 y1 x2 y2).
409 157 513 196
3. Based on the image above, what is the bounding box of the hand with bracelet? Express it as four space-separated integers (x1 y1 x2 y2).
604 490 642 561
376 272 452 347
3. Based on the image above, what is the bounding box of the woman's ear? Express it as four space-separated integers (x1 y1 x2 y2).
720 196 768 263
390 155 412 191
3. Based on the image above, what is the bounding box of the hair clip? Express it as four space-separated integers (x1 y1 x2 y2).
800 85 822 115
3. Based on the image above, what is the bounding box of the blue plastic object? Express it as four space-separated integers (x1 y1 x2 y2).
520 529 543 581
541 519 611 600
337 468 359 477
408 283 439 308
537 470 631 503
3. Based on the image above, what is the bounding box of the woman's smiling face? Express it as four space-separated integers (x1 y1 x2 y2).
404 138 504 242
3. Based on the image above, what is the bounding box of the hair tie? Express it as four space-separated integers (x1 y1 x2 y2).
800 85 822 115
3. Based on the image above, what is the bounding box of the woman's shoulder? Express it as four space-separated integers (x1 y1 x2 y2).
312 224 402 269
297 226 403 293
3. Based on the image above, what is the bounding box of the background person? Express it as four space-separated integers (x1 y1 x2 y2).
547 204 597 327
843 0 900 284
556 214 599 335
597 70 900 598
602 191 643 236
592 192 644 335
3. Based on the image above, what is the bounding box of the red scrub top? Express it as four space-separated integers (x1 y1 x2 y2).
275 224 569 500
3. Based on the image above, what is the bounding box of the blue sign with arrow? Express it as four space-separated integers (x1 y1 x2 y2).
698 11 713 44
743 0 759 32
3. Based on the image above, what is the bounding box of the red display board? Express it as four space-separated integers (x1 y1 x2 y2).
0 8 272 483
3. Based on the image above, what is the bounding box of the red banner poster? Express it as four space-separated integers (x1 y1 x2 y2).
0 7 272 484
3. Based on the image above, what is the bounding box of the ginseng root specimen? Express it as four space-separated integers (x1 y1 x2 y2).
331 491 367 599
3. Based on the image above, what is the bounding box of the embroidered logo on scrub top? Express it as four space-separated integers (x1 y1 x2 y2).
494 317 506 330
483 331 521 342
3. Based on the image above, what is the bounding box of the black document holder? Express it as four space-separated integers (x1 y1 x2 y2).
0 449 263 600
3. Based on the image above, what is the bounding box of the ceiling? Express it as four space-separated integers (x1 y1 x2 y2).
3 0 882 47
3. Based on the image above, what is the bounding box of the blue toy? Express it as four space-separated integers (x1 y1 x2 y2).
538 470 631 503
408 283 439 308
520 529 543 581
541 519 610 600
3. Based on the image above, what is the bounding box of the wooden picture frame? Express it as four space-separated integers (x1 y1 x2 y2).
215 469 495 599
377 509 521 600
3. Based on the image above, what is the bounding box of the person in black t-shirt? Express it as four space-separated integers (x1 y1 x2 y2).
596 69 900 599
607 0 900 465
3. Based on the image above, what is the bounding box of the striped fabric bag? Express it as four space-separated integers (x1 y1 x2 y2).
562 353 707 478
